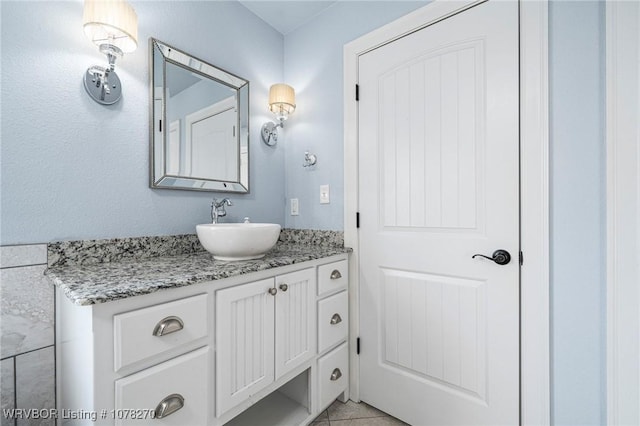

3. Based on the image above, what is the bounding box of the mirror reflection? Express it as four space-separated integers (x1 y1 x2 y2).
150 38 250 192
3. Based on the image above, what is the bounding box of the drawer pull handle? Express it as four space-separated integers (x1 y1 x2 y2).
330 270 342 280
154 393 184 419
268 287 278 296
279 283 288 292
330 368 343 381
330 313 342 325
152 316 184 337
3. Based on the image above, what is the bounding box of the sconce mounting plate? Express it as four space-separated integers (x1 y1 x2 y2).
83 67 122 105
261 122 278 146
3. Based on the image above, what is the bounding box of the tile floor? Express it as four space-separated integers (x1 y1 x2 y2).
311 400 408 426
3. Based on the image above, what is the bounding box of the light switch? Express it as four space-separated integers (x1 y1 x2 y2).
320 185 330 204
290 198 299 215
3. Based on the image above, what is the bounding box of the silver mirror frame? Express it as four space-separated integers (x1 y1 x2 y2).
149 38 250 193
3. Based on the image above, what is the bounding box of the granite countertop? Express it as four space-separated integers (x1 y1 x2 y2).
46 241 349 306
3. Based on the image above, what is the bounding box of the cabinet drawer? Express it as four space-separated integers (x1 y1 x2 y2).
318 291 348 354
318 342 348 410
318 260 348 296
114 347 209 426
114 294 208 371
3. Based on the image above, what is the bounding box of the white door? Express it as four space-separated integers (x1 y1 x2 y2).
216 278 275 417
190 108 236 180
274 268 316 379
185 96 238 181
358 2 519 425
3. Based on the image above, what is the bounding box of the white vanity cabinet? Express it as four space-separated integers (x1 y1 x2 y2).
55 254 348 426
216 269 316 418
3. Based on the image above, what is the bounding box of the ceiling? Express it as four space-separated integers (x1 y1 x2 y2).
238 1 338 35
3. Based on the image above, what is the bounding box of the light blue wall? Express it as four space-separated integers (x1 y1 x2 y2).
0 1 285 245
549 1 605 424
282 1 428 230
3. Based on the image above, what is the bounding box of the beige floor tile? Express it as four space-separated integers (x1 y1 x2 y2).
310 409 329 425
327 400 387 420
330 417 409 426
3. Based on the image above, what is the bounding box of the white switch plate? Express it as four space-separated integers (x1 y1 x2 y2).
290 198 299 215
320 185 330 204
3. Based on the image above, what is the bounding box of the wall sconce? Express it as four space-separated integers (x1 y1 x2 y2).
82 0 138 105
261 83 296 146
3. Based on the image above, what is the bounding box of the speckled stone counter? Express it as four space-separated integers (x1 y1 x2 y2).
46 230 349 306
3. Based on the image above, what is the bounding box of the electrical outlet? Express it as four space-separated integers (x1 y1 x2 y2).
290 198 299 215
320 185 330 204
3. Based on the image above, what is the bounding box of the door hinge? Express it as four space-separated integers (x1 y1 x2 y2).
356 212 360 228
355 84 359 101
159 120 162 132
357 337 360 355
519 251 524 266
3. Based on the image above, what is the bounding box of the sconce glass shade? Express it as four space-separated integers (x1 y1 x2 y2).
268 83 296 120
83 0 138 54
262 83 296 146
82 0 137 105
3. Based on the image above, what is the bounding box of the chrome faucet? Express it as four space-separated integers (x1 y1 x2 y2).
211 198 233 223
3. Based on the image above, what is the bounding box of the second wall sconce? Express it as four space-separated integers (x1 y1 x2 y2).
262 83 296 146
82 0 138 105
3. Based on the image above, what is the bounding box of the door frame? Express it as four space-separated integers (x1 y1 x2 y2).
343 1 550 424
606 1 640 424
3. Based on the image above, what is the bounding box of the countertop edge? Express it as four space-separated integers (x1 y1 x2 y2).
47 244 351 306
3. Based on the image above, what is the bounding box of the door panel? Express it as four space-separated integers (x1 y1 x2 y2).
358 1 519 425
380 40 484 230
379 269 486 400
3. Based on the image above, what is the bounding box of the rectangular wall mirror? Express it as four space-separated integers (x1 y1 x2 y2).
149 38 250 192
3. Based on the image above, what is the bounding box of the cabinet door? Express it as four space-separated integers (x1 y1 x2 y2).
216 278 275 417
275 268 317 379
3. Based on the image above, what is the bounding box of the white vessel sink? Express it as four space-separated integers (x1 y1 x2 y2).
196 223 281 261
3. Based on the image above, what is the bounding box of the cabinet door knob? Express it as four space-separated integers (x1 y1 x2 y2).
154 393 184 419
330 270 342 280
279 283 288 292
330 368 342 381
152 316 184 337
268 287 278 296
330 313 342 325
